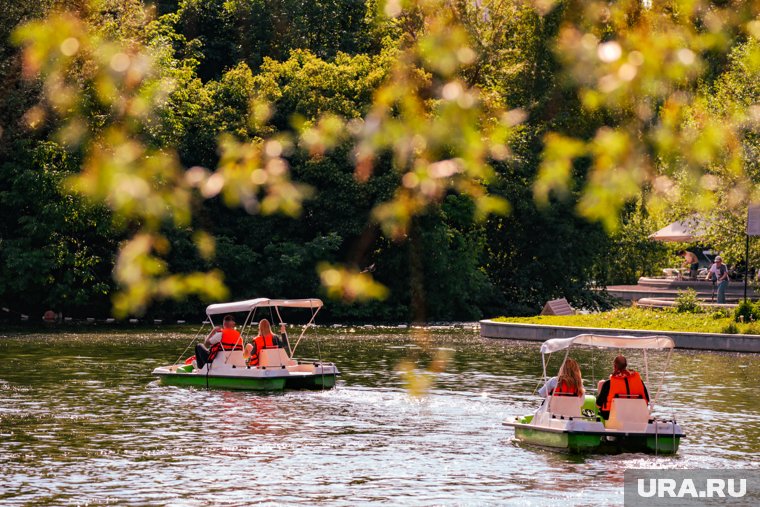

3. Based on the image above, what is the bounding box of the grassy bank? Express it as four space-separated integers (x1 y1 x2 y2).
492 307 760 335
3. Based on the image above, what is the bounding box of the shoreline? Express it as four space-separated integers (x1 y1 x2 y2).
480 319 760 353
0 321 481 335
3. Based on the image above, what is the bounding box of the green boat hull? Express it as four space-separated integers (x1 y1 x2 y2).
515 426 602 452
157 373 287 391
284 373 337 390
514 425 680 454
155 370 337 391
645 434 680 453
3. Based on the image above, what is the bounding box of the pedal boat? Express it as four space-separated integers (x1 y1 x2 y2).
152 298 339 391
503 334 683 454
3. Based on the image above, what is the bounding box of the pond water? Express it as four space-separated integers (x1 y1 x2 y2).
1 326 758 505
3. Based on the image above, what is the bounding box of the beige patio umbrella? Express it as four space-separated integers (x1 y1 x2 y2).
648 220 704 242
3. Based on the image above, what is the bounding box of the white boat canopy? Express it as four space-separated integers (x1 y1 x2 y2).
540 334 675 354
206 298 323 316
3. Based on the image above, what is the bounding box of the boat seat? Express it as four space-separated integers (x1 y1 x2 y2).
606 397 650 432
259 348 297 368
213 350 247 368
548 394 583 418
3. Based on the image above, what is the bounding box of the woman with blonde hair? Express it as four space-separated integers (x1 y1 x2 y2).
244 319 287 367
538 358 585 398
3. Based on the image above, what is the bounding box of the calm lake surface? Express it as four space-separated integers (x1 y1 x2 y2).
1 325 759 505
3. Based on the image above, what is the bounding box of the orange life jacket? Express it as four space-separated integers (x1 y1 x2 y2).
552 380 579 396
247 333 278 366
208 328 243 361
601 370 648 411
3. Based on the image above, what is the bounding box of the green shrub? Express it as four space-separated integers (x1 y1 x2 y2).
722 322 739 334
733 300 760 323
744 323 760 335
712 309 731 319
675 289 703 313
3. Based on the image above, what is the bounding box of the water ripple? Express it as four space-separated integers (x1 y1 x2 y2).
0 329 758 505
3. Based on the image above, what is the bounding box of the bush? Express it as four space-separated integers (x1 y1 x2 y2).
722 322 739 334
733 300 760 323
675 289 703 313
712 309 731 319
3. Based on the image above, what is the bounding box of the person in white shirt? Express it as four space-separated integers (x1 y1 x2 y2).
194 315 242 368
709 255 729 304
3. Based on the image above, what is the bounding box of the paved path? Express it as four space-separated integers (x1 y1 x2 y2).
606 277 757 302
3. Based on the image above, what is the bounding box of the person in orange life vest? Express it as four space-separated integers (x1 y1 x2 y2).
595 355 649 420
194 314 243 369
243 319 286 367
538 358 585 398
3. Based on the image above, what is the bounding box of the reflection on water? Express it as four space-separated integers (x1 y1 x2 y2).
0 327 758 505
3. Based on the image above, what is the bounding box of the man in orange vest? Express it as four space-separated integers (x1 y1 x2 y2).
244 319 285 367
194 314 243 368
595 355 649 420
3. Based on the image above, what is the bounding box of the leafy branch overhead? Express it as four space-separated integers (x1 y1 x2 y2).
8 0 760 317
535 0 760 232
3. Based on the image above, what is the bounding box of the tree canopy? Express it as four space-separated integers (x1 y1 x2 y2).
1 0 758 321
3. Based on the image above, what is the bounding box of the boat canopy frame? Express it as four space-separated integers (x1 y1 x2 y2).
206 298 323 316
540 334 675 412
204 298 323 362
540 334 674 354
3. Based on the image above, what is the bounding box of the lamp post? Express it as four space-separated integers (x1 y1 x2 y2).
745 234 750 302
746 204 760 302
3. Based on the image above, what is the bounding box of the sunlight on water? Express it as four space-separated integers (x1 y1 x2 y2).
0 327 758 505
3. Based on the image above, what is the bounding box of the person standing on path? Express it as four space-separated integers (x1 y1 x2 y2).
709 255 730 304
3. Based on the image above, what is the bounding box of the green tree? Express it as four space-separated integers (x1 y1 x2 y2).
7 0 759 322
0 141 117 316
593 202 669 285
665 38 760 267
169 0 384 80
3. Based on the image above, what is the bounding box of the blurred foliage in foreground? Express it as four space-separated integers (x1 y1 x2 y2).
0 0 758 321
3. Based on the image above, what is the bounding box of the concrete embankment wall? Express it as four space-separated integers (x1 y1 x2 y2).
480 320 760 353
